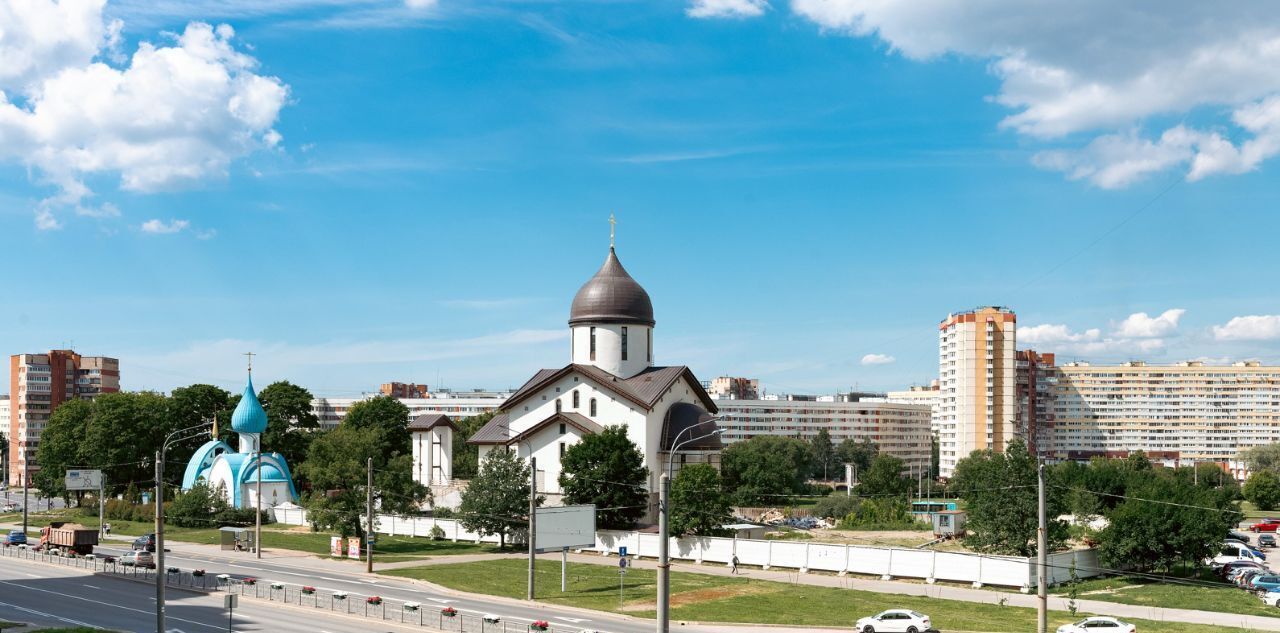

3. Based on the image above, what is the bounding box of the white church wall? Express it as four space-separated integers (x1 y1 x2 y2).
571 324 652 378
508 373 641 438
243 482 290 509
517 420 590 498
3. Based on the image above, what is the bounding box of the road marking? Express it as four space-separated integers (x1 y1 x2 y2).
82 584 101 589
0 579 220 630
554 616 589 623
427 598 456 604
0 599 101 629
24 573 39 578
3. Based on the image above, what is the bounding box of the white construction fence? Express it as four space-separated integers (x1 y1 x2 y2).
268 506 1102 590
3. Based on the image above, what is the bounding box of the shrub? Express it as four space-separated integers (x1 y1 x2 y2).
838 498 926 530
811 495 860 519
429 525 446 540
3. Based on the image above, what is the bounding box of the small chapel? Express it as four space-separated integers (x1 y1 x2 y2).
469 225 721 516
181 365 299 509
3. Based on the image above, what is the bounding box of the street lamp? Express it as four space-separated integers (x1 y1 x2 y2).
658 418 724 633
155 421 213 633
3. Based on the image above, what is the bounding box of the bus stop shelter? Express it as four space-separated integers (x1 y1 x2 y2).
219 527 255 552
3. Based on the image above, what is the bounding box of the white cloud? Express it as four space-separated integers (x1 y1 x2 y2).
860 353 895 366
785 0 1280 186
1017 323 1102 345
140 218 190 234
404 0 437 8
1213 315 1280 341
1113 309 1185 338
688 0 769 19
1 2 288 229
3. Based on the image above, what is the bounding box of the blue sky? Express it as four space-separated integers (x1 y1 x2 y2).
3 0 1280 396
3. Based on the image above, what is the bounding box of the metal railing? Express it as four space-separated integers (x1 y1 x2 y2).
0 543 587 633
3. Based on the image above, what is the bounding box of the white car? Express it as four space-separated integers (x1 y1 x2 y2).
1056 616 1136 633
1263 590 1280 607
854 609 932 633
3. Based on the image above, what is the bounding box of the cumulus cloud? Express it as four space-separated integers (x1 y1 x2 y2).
140 219 190 234
1113 309 1185 338
1018 309 1185 356
0 1 288 229
1213 315 1280 341
688 0 769 18
404 0 437 8
860 353 895 366
784 0 1280 186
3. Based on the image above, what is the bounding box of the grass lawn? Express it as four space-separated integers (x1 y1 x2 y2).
1052 572 1280 619
384 558 1254 633
5 509 501 560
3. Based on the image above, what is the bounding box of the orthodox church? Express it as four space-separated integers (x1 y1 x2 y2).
181 369 299 509
469 233 721 514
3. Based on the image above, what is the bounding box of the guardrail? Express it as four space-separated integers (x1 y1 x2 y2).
0 543 589 633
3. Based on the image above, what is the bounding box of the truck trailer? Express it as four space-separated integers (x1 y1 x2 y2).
40 522 99 556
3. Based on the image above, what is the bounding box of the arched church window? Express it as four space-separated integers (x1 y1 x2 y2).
647 328 652 363
590 398 597 417
621 326 629 361
572 390 580 409
555 399 562 413
590 327 597 361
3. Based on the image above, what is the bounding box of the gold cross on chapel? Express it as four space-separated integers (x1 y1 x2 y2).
609 214 616 248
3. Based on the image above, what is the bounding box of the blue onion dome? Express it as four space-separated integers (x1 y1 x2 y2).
230 375 268 434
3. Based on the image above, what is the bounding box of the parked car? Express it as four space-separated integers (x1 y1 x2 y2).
854 609 932 633
119 550 154 568
1261 534 1277 548
1 503 17 512
1238 569 1265 588
1212 541 1265 567
1056 617 1136 633
133 533 156 552
1223 560 1266 579
1252 519 1280 533
3 530 26 546
1230 530 1254 543
1250 574 1280 593
1262 590 1280 607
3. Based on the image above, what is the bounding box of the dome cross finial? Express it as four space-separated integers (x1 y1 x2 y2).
609 213 616 248
243 351 255 374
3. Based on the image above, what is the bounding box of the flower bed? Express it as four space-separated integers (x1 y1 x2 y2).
242 577 257 586
301 586 316 595
441 607 458 617
531 620 550 631
366 596 382 605
333 591 348 600
404 602 420 611
192 569 205 577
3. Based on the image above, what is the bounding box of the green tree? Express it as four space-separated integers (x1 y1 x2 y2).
169 481 231 528
859 454 911 498
951 439 1067 557
721 435 810 505
669 464 732 536
559 426 649 529
835 438 878 476
296 424 429 537
168 384 232 465
33 399 94 500
1241 444 1280 474
79 392 174 493
839 497 918 530
1245 470 1280 511
343 396 412 458
1098 471 1237 573
459 448 535 548
258 381 321 471
808 429 836 480
451 411 495 480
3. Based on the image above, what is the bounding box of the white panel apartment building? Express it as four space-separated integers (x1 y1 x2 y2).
312 391 509 429
1041 360 1280 478
713 399 933 477
936 307 1017 478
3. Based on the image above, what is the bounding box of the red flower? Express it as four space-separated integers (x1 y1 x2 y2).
442 607 458 617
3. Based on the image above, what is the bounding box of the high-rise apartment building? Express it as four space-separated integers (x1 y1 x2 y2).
706 376 760 400
936 306 1016 478
1016 350 1056 456
8 351 119 485
0 395 9 485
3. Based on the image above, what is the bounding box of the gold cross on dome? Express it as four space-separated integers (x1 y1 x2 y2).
609 214 616 248
244 351 255 373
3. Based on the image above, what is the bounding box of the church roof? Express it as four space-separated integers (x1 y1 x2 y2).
231 375 268 434
408 413 457 432
468 412 510 445
569 247 655 326
660 402 722 451
498 363 719 415
468 411 607 446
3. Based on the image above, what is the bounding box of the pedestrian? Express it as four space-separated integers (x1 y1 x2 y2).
731 554 739 574
103 522 111 536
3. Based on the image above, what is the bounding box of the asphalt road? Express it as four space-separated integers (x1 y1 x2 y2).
0 555 420 633
0 489 64 513
88 541 647 633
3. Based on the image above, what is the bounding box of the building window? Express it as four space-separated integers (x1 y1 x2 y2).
647 329 652 363
559 423 567 435
590 327 596 361
572 390 580 408
590 398 597 417
560 442 566 457
555 399 562 413
621 326 629 361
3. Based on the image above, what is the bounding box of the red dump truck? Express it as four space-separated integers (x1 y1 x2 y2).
39 522 99 556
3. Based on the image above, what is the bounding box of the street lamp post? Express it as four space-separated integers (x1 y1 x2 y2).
155 421 213 633
658 419 724 633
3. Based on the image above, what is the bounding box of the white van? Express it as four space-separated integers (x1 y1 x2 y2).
1211 541 1264 567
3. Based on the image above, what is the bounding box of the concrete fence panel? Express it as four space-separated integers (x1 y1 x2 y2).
806 543 847 572
890 548 934 579
768 541 807 569
734 538 771 567
847 546 893 576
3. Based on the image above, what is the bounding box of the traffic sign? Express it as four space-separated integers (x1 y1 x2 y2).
619 546 627 557
224 594 238 609
65 469 102 491
619 557 628 569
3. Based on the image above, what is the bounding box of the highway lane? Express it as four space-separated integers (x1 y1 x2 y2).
0 555 423 633
89 542 646 633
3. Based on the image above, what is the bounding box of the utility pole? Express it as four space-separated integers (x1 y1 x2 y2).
255 451 262 560
657 472 670 633
366 457 374 574
156 450 166 633
98 475 105 539
528 456 537 601
22 453 29 535
1036 462 1047 633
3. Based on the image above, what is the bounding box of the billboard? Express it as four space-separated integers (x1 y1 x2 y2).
65 469 103 491
330 536 343 557
535 504 596 552
347 536 361 559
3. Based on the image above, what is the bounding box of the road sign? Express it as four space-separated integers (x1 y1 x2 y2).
619 546 628 557
367 536 376 545
64 469 102 491
619 557 628 569
224 594 238 609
